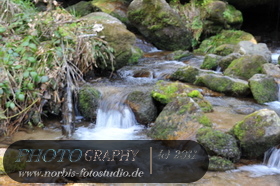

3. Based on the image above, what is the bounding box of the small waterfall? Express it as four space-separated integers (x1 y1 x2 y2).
73 89 145 140
95 92 137 128
264 146 280 168
235 146 280 177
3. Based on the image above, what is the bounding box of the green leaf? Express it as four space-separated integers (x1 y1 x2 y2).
21 41 29 47
27 83 34 90
30 71 38 78
9 102 15 109
0 26 6 33
17 94 25 101
27 57 36 63
23 71 29 78
14 65 22 69
28 43 37 50
0 88 3 95
40 76 49 83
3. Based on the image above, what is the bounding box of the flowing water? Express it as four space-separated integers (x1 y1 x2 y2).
2 44 280 185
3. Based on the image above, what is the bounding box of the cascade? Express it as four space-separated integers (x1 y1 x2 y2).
264 146 280 169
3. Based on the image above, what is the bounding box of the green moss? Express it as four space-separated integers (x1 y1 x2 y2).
187 90 202 98
151 81 190 104
194 30 255 55
197 115 212 127
78 86 101 120
170 66 199 84
0 151 26 174
209 156 235 171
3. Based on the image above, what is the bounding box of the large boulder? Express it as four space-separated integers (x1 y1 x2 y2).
249 74 278 104
195 30 256 55
235 41 271 62
82 12 142 70
127 0 192 50
91 0 131 26
196 127 240 162
224 55 267 80
66 1 99 17
125 90 157 125
203 1 243 33
78 86 101 121
148 97 211 140
194 73 250 96
232 109 280 159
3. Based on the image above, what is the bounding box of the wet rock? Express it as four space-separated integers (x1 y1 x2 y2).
194 73 250 96
148 97 211 140
78 86 101 121
128 0 192 51
235 41 271 62
82 12 142 70
125 90 157 125
224 54 267 80
233 106 256 115
133 69 153 78
232 109 280 159
208 156 235 171
196 127 240 162
166 50 193 61
249 74 278 104
170 65 199 84
195 30 256 55
218 53 241 71
262 63 280 78
200 54 222 70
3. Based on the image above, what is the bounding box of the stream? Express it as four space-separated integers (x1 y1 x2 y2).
1 41 280 185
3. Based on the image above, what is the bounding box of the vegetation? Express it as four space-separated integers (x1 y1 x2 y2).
0 0 115 136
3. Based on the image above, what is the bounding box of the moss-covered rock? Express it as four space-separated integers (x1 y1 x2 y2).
170 65 200 84
249 74 278 104
1 150 26 174
78 86 101 121
125 90 157 125
200 54 222 70
196 127 240 162
82 12 143 70
208 156 235 171
91 0 131 25
148 96 209 140
166 50 193 61
66 1 99 17
151 81 213 113
232 109 280 159
194 30 256 55
194 73 250 96
127 0 192 50
224 55 267 80
151 81 192 104
218 53 241 71
213 44 236 56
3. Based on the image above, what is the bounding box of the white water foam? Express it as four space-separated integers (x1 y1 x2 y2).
234 147 280 177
